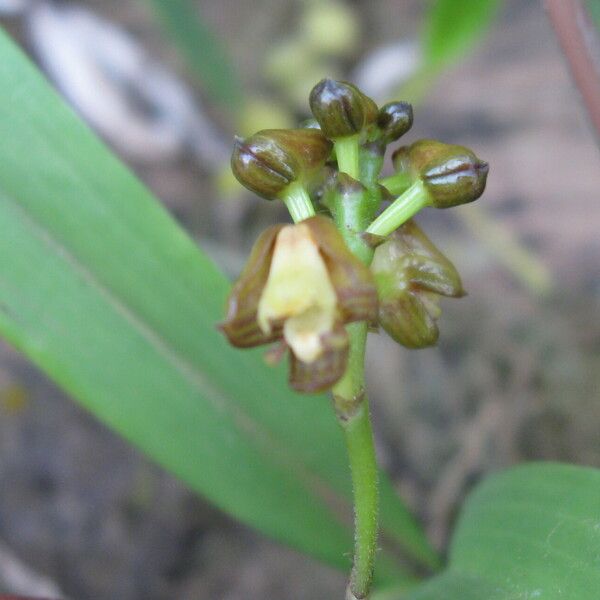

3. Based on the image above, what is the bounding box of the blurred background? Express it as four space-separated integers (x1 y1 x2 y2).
0 0 599 598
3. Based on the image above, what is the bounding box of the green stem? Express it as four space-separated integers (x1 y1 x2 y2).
335 135 361 179
331 174 379 598
367 181 430 237
379 171 413 196
332 323 378 600
345 406 379 600
281 182 315 223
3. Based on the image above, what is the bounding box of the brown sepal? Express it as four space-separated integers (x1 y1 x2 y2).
372 220 464 349
392 220 464 297
289 322 349 393
220 224 285 348
303 216 378 323
378 292 440 349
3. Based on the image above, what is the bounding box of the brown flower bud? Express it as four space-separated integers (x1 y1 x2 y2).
371 220 464 349
309 79 378 139
377 101 413 143
392 139 488 208
231 128 332 200
220 216 377 392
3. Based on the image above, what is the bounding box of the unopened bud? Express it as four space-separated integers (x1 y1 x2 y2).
309 78 378 139
231 128 332 200
377 101 413 143
392 139 488 208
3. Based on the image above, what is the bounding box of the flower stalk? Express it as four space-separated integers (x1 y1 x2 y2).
282 181 316 222
378 171 413 196
336 135 361 179
367 180 430 237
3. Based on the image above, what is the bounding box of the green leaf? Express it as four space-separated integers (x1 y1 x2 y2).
0 28 435 579
396 463 600 599
422 0 502 72
398 0 501 105
145 0 242 109
374 574 501 600
587 0 600 30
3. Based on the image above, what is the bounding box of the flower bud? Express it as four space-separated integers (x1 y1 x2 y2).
392 139 488 208
377 101 413 143
371 220 464 349
309 78 378 139
231 128 332 200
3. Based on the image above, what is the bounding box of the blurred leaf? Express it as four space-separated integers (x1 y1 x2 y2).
378 463 600 599
145 0 242 109
398 0 501 105
0 28 436 578
587 0 600 29
422 0 502 72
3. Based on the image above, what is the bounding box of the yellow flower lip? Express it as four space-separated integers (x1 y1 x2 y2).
257 223 337 363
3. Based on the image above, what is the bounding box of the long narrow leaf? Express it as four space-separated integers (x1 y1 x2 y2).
0 28 434 579
398 0 502 105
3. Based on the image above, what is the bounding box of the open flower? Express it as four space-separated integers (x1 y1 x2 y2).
371 220 464 349
220 216 377 393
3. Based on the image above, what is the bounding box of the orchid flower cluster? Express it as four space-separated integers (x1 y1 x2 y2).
220 79 488 394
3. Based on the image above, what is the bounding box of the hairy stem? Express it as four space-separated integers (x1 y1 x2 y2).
333 323 378 600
